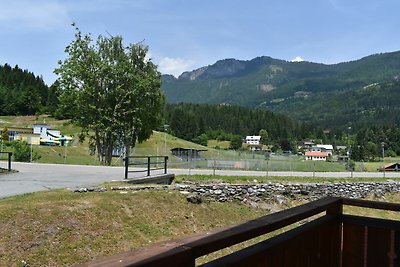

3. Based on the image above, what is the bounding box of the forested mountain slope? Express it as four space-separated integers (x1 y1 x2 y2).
161 51 400 130
0 64 57 115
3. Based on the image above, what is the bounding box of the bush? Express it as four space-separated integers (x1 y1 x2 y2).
230 135 243 150
12 141 41 162
192 133 208 146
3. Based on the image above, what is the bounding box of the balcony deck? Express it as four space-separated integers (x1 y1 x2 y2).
76 197 400 267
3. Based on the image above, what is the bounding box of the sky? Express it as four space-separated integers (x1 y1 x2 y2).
0 0 400 85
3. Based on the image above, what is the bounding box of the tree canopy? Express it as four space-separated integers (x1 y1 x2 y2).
55 25 164 165
0 64 51 115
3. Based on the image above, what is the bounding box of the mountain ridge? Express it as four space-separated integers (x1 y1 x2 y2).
161 51 400 130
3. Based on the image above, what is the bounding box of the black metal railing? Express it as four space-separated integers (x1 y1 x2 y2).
0 152 12 171
124 156 168 179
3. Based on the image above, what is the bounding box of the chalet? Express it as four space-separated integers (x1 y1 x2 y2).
298 140 315 151
245 136 261 145
311 144 333 155
305 151 329 161
245 136 263 151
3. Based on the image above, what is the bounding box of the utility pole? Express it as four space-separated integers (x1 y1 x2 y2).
164 124 169 156
347 126 351 160
64 142 68 164
381 142 385 178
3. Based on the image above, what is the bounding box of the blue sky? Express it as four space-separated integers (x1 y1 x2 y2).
0 0 399 85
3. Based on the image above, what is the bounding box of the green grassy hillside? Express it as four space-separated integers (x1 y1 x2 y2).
0 115 211 166
0 115 392 172
0 189 265 266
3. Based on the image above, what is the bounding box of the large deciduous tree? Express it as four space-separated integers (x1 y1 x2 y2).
55 25 164 165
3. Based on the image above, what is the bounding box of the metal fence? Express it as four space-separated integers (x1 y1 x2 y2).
124 156 168 179
0 152 12 171
125 148 352 173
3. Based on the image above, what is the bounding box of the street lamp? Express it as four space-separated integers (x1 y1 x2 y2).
164 124 169 156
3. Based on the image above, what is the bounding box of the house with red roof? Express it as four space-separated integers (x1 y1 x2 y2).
305 151 329 161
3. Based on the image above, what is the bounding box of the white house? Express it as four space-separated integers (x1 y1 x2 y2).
311 144 334 155
33 124 71 146
33 124 60 139
305 151 329 161
245 136 261 145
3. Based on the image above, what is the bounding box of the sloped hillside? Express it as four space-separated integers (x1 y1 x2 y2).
162 51 400 130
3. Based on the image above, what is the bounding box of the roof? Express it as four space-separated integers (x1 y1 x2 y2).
171 148 207 152
379 163 400 171
315 144 333 150
305 152 329 157
2 127 33 132
303 141 315 145
246 136 261 139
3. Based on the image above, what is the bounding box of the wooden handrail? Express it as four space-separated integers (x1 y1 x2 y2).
342 197 400 211
75 197 343 266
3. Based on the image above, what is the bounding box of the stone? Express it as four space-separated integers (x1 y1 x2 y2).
187 194 202 204
214 190 223 195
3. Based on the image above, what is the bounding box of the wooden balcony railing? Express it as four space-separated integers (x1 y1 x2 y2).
76 196 400 267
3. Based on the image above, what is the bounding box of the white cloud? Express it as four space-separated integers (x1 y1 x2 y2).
157 57 194 77
0 0 69 31
291 56 305 62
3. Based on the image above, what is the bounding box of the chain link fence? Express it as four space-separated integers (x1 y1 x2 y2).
124 148 351 173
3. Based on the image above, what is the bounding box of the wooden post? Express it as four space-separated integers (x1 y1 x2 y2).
326 198 343 267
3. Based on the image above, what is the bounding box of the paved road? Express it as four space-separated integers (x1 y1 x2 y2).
1 162 400 199
0 162 126 198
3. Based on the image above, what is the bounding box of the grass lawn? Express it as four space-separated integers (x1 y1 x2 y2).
0 190 265 266
207 139 231 149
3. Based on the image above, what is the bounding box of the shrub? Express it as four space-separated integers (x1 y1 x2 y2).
12 141 41 162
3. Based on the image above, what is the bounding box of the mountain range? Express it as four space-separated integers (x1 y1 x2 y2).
161 51 400 131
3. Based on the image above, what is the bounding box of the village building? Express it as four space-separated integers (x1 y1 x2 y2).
305 151 329 161
245 135 263 151
0 124 72 146
379 163 400 172
245 136 261 145
298 140 315 151
311 144 334 155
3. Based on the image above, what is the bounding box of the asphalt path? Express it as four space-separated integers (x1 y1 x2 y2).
1 162 400 199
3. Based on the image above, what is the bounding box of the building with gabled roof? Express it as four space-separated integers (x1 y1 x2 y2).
305 151 329 161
